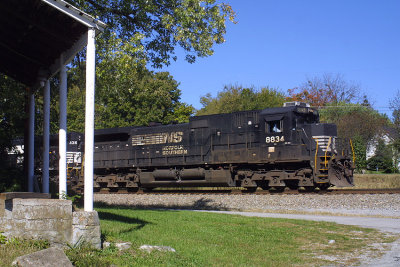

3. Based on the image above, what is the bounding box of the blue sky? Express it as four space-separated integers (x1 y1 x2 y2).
160 0 400 116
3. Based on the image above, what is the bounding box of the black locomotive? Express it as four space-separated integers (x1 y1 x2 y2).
9 102 355 192
66 102 353 192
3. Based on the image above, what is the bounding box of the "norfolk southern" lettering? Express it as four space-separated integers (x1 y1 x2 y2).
132 132 183 146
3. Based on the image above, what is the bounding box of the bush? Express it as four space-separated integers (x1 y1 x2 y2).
367 139 396 173
367 155 395 173
0 167 23 192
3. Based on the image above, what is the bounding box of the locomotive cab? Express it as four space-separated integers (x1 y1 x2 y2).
259 102 354 189
260 102 318 154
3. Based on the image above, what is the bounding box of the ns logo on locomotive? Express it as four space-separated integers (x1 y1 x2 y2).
16 102 354 192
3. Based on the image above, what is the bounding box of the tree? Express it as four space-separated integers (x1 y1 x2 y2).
319 103 389 170
2 0 233 190
0 74 26 191
287 74 386 171
66 35 194 131
67 0 236 68
351 135 368 172
0 75 26 151
320 103 388 141
68 67 194 131
62 0 234 129
367 139 396 173
287 73 360 107
390 90 400 127
197 85 285 115
389 90 400 169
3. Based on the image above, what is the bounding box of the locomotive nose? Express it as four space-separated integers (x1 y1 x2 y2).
330 159 354 187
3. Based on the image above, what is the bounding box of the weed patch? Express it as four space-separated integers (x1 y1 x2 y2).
353 174 400 188
0 238 49 267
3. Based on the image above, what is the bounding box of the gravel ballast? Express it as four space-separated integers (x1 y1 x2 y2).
95 193 400 218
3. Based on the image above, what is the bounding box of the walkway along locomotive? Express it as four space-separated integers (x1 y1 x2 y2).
66 102 354 192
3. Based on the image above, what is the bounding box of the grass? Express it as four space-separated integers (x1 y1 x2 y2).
1 206 398 266
352 173 400 189
0 238 49 267
75 205 397 266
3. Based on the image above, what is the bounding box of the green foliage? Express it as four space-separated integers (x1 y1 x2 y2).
319 102 388 141
319 102 389 171
0 238 50 266
351 135 367 171
58 192 82 211
68 70 194 132
0 168 23 193
67 0 236 68
0 73 26 192
0 232 6 244
197 85 286 115
5 237 50 250
392 139 400 171
389 90 400 170
1 0 233 171
66 33 194 131
58 192 81 203
390 90 400 128
0 74 26 154
367 139 396 173
65 244 111 267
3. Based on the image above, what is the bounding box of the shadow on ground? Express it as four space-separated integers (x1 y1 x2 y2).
97 209 153 240
95 197 230 211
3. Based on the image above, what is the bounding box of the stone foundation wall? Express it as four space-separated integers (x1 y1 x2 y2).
72 211 101 248
0 193 100 248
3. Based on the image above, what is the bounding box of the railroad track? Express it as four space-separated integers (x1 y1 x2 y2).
95 188 400 195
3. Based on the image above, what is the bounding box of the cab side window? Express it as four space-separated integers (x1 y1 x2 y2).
266 120 282 133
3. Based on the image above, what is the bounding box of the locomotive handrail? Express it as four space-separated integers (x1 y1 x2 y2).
301 128 312 157
349 139 356 167
80 154 85 178
324 137 332 168
313 137 319 171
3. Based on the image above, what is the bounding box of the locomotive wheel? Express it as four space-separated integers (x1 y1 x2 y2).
287 185 298 190
260 185 270 190
317 183 330 191
143 187 155 192
303 186 316 192
257 181 270 190
128 187 140 193
271 186 285 193
242 187 257 193
286 182 299 190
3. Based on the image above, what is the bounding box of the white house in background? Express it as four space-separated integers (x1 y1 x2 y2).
366 127 400 170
